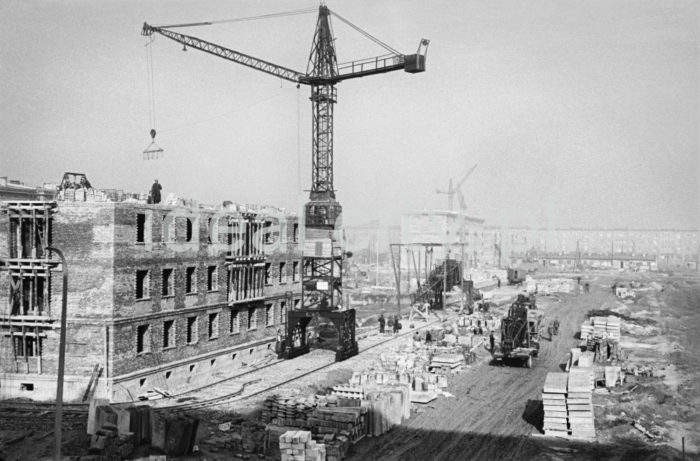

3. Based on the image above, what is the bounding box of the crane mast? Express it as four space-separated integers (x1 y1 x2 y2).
306 6 340 230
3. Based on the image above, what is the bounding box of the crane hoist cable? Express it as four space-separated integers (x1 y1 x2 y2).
143 37 164 160
152 7 317 29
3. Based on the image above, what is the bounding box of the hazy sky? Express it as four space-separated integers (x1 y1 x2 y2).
1 0 698 229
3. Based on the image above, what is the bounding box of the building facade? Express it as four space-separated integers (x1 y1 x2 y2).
484 227 700 271
400 211 485 268
0 197 301 402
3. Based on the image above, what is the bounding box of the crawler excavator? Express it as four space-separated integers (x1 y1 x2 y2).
493 294 543 368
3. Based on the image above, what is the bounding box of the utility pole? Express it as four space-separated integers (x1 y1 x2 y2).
442 249 449 310
375 231 379 286
460 240 465 312
45 246 67 461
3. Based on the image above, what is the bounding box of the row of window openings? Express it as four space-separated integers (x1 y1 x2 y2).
138 344 275 388
136 214 299 245
135 261 300 300
135 303 288 354
135 266 217 300
264 261 299 284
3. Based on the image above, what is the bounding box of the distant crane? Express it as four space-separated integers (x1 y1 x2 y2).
436 164 477 212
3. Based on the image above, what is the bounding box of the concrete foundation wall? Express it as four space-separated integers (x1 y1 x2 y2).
0 373 105 402
110 336 276 403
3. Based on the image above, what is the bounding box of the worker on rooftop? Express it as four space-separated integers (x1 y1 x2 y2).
151 179 162 204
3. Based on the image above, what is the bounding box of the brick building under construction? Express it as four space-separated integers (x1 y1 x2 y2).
0 190 302 402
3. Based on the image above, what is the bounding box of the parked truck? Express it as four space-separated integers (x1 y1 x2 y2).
506 267 527 285
493 294 543 368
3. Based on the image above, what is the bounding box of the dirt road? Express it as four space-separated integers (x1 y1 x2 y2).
347 280 692 461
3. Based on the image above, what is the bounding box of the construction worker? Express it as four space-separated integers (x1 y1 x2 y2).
378 313 386 334
489 332 495 353
275 328 285 354
151 179 162 204
393 315 401 334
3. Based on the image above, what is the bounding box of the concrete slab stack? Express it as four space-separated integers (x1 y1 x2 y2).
580 320 594 339
542 372 569 437
567 367 595 439
605 316 621 340
577 351 595 368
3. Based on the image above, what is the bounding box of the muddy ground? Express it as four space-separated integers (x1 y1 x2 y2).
346 271 700 461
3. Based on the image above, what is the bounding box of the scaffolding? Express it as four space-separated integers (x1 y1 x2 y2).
389 242 470 324
0 201 57 374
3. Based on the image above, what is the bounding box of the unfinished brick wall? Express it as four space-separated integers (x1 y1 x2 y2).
49 202 116 376
0 202 116 378
1 200 303 393
109 205 301 378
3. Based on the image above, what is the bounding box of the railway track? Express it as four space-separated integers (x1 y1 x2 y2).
155 320 441 413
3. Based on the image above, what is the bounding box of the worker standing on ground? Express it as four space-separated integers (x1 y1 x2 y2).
393 315 401 334
378 313 386 334
489 332 495 353
151 179 162 204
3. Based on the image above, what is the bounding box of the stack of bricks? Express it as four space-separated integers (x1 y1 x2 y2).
567 367 595 439
542 372 569 437
307 406 368 443
261 394 317 427
278 430 326 461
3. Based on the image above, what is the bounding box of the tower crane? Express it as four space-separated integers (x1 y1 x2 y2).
142 6 428 231
142 6 427 361
436 164 477 212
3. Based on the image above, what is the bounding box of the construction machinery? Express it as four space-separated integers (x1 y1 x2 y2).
493 294 543 368
506 267 527 285
142 6 427 361
436 164 477 212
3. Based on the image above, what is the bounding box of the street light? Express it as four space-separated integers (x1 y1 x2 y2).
45 246 67 461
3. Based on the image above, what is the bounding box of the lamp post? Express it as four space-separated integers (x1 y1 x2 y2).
45 246 67 461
